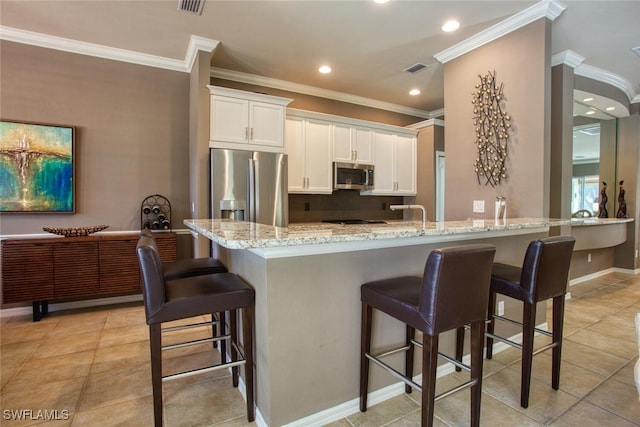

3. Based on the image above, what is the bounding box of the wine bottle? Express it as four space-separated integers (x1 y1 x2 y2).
143 221 151 229
142 205 151 215
157 213 166 222
152 220 160 230
161 219 170 230
152 205 161 214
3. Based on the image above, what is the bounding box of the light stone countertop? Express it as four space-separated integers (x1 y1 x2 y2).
184 217 582 251
570 217 633 226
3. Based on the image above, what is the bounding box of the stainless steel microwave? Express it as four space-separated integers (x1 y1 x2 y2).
333 162 374 191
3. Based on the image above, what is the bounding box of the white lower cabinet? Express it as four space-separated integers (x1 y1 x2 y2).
285 117 333 194
369 131 416 196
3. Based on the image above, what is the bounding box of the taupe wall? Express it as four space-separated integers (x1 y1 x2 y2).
443 20 550 220
0 41 191 234
407 123 444 221
211 78 424 126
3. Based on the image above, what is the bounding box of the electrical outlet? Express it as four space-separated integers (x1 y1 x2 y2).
635 249 638 258
473 200 485 213
498 300 505 316
587 253 592 263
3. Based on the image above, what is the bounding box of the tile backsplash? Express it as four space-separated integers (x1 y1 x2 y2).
289 191 404 223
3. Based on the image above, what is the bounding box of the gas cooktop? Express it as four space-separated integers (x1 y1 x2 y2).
321 219 387 225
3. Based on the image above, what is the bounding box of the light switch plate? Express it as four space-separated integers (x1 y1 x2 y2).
473 200 485 213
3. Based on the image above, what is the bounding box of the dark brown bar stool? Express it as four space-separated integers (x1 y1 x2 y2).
136 235 255 426
360 244 496 427
485 236 575 408
140 228 228 280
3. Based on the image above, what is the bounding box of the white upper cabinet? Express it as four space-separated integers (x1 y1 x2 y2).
286 108 417 196
333 124 373 164
208 86 292 152
285 117 333 194
368 130 417 196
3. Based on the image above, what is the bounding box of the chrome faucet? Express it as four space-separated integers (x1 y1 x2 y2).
390 204 426 226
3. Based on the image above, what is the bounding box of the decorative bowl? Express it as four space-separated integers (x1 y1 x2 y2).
43 225 109 237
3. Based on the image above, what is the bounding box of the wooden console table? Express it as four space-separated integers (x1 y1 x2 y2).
1 232 176 321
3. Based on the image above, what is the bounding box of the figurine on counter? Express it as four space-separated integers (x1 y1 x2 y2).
598 181 608 218
617 180 627 218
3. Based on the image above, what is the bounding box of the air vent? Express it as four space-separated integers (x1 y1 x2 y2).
633 45 640 59
403 63 429 74
178 0 205 15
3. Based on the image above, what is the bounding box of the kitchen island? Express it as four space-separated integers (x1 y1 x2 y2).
183 217 598 426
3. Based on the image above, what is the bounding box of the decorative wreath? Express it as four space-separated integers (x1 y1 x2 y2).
472 71 511 187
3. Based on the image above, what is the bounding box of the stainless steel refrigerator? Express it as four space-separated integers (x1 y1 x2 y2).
210 148 288 227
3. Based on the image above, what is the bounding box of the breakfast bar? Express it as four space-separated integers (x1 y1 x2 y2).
184 217 606 426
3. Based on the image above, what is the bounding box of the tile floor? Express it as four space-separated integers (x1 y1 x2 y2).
1 272 639 426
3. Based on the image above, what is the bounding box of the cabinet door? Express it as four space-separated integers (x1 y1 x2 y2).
372 131 395 194
250 101 285 147
285 117 306 192
99 238 140 294
333 123 353 162
304 119 333 194
394 135 417 195
53 242 99 298
353 127 373 164
1 241 54 303
211 95 249 144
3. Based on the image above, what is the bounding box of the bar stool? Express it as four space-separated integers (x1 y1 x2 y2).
485 236 575 408
140 228 228 280
136 235 255 426
360 244 496 427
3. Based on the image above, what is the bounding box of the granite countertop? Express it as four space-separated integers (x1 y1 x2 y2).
570 217 633 226
184 217 579 250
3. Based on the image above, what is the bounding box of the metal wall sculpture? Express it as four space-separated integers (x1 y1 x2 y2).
472 71 511 187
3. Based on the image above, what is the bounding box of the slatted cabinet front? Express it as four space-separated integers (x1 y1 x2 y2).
1 232 176 304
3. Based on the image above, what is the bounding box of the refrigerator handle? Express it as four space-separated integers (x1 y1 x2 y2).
248 158 256 222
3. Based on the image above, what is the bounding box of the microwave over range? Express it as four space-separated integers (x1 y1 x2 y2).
333 162 374 191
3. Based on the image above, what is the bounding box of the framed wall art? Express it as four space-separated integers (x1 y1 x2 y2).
0 120 76 213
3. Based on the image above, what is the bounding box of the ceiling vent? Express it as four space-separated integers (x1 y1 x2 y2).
178 0 205 15
403 63 429 74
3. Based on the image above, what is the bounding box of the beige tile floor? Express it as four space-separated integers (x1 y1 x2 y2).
0 272 639 426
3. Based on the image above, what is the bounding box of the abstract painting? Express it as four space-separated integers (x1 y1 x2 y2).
0 120 75 213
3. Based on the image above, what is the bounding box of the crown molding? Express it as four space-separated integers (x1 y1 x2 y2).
551 49 585 68
0 26 218 73
406 118 446 130
575 64 638 105
185 35 220 72
210 67 436 119
434 0 566 64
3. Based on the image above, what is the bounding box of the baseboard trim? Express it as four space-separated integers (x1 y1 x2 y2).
0 294 143 318
281 326 539 427
570 267 639 288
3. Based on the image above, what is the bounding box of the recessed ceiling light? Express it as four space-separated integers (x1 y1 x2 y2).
409 89 421 96
374 0 389 3
318 65 332 74
585 110 596 115
606 106 615 111
583 97 594 102
441 20 460 32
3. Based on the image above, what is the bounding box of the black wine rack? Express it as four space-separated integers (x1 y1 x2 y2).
140 194 172 231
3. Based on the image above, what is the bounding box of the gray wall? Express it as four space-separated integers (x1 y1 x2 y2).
443 20 550 220
0 41 191 234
